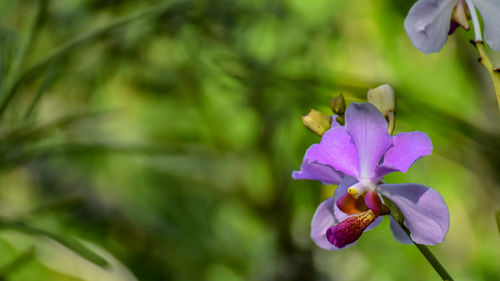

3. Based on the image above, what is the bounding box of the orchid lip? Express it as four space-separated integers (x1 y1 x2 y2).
326 209 378 248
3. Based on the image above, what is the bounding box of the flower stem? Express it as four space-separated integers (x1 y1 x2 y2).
393 217 454 281
412 242 454 281
387 111 395 135
472 41 500 110
464 0 500 109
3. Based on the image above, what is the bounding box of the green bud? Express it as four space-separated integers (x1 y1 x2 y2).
330 93 346 116
302 109 331 136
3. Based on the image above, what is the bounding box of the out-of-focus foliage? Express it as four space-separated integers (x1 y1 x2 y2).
0 0 498 280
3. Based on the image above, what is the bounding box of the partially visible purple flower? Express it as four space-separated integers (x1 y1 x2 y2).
405 0 500 53
293 103 449 249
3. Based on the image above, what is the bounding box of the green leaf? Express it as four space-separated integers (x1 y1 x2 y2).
0 0 191 118
0 218 108 267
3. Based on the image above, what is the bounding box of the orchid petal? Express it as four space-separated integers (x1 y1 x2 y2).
404 0 457 54
330 114 341 128
365 191 382 216
344 103 391 180
292 159 344 185
292 114 345 184
378 183 449 245
389 216 413 244
474 0 500 51
310 198 342 250
378 132 432 176
305 127 359 179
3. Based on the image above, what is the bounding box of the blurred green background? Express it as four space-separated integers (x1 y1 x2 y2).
0 0 499 280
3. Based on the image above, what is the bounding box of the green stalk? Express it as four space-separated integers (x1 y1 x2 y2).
385 198 454 281
473 41 500 110
383 190 454 280
412 242 454 281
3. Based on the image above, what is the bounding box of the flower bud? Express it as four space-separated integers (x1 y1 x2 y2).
367 84 396 116
367 84 396 134
451 0 470 32
302 109 331 136
330 93 346 116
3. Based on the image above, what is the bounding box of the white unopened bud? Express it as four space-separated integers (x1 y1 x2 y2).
367 84 396 117
367 84 396 135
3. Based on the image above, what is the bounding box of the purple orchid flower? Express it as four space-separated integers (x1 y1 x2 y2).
293 103 449 250
405 0 500 54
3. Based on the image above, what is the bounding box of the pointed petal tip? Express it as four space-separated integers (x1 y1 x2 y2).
292 154 344 185
389 217 413 244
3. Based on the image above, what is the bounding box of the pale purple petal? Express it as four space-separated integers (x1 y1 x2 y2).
378 132 432 176
404 0 457 54
291 115 345 184
474 0 500 51
344 103 391 180
330 114 341 128
389 216 413 244
333 176 382 231
292 159 344 185
306 127 359 179
310 197 341 250
378 183 449 245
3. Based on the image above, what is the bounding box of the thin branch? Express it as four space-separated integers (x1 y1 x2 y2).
383 194 454 281
471 41 500 110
